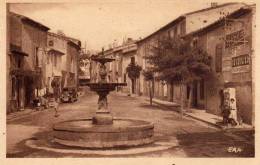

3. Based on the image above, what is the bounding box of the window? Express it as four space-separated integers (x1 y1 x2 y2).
193 39 198 48
17 57 21 68
215 44 223 72
54 55 57 67
187 86 190 99
180 22 185 36
48 77 50 86
174 27 177 39
168 30 171 39
47 54 50 64
200 79 204 99
131 56 135 64
35 47 39 67
48 40 54 46
11 77 16 97
142 58 146 69
124 73 126 83
170 29 174 39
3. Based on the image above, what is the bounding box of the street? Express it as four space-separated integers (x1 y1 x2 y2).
6 91 254 158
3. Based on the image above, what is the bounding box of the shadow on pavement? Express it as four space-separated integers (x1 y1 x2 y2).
138 103 178 112
175 130 254 157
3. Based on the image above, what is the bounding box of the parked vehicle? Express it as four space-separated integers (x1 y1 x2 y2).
60 87 78 103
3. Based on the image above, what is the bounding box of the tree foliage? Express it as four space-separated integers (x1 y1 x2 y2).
143 68 154 81
126 62 142 80
145 37 212 84
78 52 91 76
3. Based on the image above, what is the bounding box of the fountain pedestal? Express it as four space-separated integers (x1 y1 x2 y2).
93 112 113 125
92 89 113 125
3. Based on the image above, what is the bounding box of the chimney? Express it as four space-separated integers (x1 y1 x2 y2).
127 38 133 43
211 2 218 8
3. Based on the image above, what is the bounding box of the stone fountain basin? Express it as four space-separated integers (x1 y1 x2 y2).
86 83 127 91
53 118 154 148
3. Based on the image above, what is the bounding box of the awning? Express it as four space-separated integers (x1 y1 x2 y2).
48 48 65 55
10 69 40 76
10 44 28 56
52 70 62 77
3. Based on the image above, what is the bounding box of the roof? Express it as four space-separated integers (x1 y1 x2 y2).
10 12 50 31
68 40 81 50
137 16 185 44
137 2 246 44
98 40 138 56
48 32 81 47
183 6 253 38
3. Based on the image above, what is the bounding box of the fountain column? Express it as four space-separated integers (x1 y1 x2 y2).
92 62 113 125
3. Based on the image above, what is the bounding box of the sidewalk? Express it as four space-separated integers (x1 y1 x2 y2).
115 92 253 130
151 98 253 130
7 108 42 121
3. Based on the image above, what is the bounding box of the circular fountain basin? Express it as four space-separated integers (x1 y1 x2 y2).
53 118 154 148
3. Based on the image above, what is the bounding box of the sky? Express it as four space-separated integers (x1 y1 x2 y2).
9 0 249 51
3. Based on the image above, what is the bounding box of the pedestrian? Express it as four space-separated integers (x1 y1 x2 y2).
220 89 229 125
228 98 238 126
53 99 59 117
48 93 60 117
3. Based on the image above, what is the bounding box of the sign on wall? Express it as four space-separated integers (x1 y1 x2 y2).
232 54 250 67
225 29 245 49
231 54 250 74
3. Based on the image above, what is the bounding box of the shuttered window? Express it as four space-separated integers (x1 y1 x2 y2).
215 44 222 72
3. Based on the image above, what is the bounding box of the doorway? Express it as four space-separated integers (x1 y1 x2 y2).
131 79 136 94
192 81 198 107
24 76 33 107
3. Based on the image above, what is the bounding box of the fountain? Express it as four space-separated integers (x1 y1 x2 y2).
52 56 154 148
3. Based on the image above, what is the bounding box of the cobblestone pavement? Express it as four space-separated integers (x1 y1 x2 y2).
6 91 254 157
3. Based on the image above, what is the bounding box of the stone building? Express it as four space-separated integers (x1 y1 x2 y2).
46 32 66 94
185 6 255 124
47 32 81 89
66 40 81 87
119 39 138 95
136 2 247 106
6 12 50 113
94 38 139 95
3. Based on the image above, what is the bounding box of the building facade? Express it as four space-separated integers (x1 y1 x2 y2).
47 32 81 89
136 2 247 107
46 32 66 94
94 38 139 95
7 12 49 113
186 6 255 124
66 40 81 87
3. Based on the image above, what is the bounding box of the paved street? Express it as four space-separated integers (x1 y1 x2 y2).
6 91 254 157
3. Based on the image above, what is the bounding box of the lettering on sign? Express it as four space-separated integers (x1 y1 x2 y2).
232 54 250 67
232 65 250 74
225 29 245 49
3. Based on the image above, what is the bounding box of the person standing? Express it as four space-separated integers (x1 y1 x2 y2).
220 89 229 125
229 98 238 126
51 78 60 117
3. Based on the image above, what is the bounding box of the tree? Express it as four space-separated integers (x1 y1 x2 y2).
78 52 91 76
126 61 142 94
143 69 154 105
145 36 212 116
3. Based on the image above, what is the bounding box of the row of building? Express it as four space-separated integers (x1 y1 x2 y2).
92 3 255 125
6 10 81 113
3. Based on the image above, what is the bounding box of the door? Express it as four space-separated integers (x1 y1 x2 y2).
192 81 198 107
24 76 33 107
132 79 135 94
